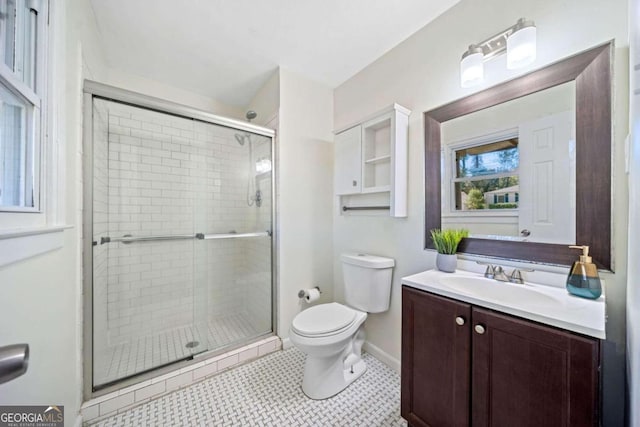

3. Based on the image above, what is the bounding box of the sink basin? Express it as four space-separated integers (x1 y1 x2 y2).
439 275 563 308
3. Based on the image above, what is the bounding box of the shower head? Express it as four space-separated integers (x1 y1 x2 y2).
235 111 257 145
234 111 257 145
246 110 257 122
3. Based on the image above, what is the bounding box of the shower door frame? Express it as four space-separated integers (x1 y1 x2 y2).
82 80 278 399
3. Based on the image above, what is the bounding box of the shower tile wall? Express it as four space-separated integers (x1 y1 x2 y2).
242 136 273 333
92 101 110 356
92 99 272 385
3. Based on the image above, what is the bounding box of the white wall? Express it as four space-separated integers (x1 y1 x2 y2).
0 0 248 424
0 1 107 426
246 70 280 126
277 69 334 340
106 69 244 120
334 0 629 424
627 0 639 424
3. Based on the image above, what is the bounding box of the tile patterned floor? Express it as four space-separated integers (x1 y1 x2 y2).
89 348 407 426
95 313 262 386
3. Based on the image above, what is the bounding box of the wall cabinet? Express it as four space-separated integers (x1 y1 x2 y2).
334 103 410 217
334 126 362 194
401 286 600 427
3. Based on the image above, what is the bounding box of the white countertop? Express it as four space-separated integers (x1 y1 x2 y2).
402 269 606 339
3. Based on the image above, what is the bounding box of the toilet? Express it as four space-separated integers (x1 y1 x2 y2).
290 253 395 400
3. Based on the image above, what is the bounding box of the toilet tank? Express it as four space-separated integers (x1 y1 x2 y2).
341 253 395 313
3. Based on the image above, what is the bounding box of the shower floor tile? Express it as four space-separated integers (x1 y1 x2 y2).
89 347 407 427
94 313 263 386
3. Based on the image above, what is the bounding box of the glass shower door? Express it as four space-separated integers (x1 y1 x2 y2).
90 95 274 390
192 120 273 353
91 99 211 388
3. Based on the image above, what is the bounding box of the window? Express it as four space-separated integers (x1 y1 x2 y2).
452 137 519 211
0 0 46 211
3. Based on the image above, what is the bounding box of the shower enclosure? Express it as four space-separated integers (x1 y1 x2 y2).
82 82 275 392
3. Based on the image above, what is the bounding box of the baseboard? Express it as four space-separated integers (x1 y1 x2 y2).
281 337 292 349
363 341 400 374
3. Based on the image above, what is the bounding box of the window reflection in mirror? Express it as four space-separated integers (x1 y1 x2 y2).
454 138 519 211
441 82 576 244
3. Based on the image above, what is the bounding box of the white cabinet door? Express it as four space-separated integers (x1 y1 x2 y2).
518 110 575 244
334 126 362 195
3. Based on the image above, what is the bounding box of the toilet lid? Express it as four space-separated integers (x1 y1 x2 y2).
292 303 357 336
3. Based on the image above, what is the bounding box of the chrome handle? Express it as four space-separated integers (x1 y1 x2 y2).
101 234 196 244
0 344 29 384
455 316 465 326
474 324 486 335
520 229 531 237
352 180 357 187
198 231 271 240
484 265 495 279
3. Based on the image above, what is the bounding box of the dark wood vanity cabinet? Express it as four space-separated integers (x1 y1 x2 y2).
401 286 600 427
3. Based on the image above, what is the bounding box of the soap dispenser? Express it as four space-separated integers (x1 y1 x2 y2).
566 245 602 299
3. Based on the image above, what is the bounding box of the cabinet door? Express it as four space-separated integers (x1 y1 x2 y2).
471 307 600 427
401 287 471 427
334 125 362 195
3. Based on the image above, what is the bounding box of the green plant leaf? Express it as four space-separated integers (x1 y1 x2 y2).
430 228 469 254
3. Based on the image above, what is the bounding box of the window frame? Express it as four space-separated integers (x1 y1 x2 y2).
0 0 47 213
444 128 520 215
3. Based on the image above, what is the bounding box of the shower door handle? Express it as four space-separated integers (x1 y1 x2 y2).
198 231 271 240
100 234 197 244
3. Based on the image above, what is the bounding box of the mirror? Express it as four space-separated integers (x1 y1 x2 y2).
441 82 576 244
424 43 612 270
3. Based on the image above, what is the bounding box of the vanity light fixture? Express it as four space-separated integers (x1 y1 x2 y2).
460 18 537 88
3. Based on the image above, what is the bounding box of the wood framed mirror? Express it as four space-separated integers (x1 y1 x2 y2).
424 42 612 270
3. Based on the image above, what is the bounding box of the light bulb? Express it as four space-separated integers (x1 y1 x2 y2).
507 22 536 69
460 46 484 88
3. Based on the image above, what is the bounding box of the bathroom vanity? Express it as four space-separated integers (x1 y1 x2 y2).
400 269 605 427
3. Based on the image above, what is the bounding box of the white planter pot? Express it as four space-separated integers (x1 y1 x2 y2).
436 253 457 273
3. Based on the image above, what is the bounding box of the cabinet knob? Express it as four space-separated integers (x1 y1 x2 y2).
474 324 486 335
352 180 357 187
455 316 465 326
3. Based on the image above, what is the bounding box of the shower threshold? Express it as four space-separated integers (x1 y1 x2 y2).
93 312 265 388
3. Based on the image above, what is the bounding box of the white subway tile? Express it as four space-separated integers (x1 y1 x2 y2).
239 346 259 363
119 118 142 129
99 392 134 416
81 403 100 421
217 353 239 371
134 381 165 402
258 340 278 356
193 361 218 380
165 371 193 391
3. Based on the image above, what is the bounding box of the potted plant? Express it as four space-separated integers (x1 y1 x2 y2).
430 228 469 273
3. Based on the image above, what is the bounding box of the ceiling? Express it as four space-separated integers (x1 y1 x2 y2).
89 0 460 107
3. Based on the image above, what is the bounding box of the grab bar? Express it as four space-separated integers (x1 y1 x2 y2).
197 231 271 240
100 234 197 244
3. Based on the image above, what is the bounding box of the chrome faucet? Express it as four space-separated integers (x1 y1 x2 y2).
493 266 509 282
483 264 495 279
479 262 531 284
509 269 525 284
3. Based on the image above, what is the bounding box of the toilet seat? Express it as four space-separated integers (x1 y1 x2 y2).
291 303 357 337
